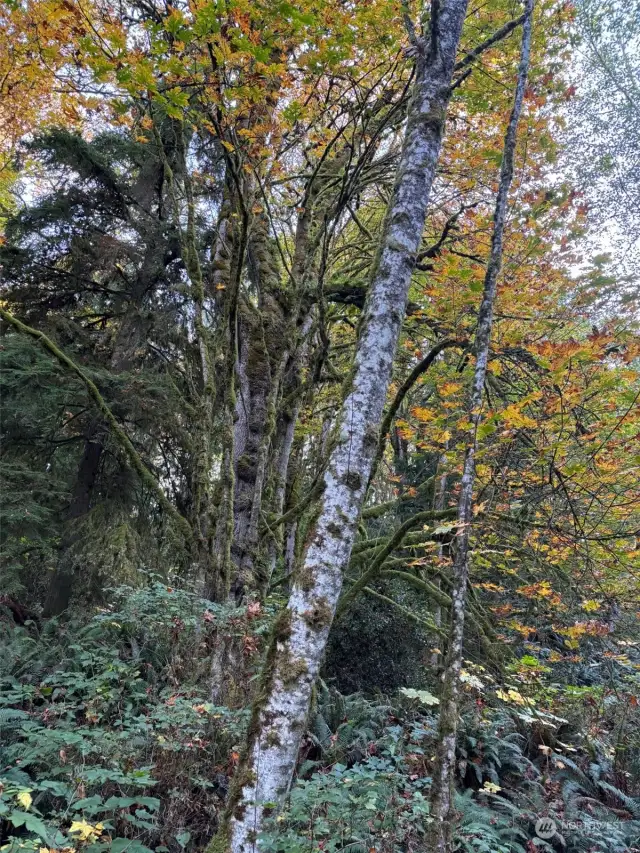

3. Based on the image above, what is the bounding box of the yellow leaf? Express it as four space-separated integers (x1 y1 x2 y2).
69 820 103 841
496 688 529 706
17 791 32 810
501 403 537 430
411 406 434 422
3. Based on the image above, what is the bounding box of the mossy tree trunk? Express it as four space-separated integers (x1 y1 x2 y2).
427 4 534 850
229 214 290 599
213 4 470 849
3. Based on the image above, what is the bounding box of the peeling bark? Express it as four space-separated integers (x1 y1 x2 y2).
214 4 470 849
427 4 534 850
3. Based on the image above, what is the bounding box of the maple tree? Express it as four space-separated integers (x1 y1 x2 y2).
2 1 640 852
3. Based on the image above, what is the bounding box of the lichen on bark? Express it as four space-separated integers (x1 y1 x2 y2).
214 4 471 850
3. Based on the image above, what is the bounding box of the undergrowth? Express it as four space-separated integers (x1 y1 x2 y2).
2 584 640 853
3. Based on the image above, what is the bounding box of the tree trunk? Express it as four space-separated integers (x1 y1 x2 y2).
431 452 448 668
43 423 105 616
230 289 288 599
44 266 159 616
214 4 470 849
427 4 534 849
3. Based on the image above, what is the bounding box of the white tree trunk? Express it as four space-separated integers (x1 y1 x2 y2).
216 4 470 851
428 3 534 849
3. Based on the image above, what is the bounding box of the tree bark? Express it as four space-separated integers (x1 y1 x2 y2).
214 4 470 849
427 4 534 849
431 451 449 668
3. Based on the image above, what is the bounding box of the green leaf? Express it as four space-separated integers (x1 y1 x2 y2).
110 839 155 853
8 810 52 842
73 795 104 812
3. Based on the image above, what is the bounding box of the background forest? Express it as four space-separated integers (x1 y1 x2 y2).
2 0 640 852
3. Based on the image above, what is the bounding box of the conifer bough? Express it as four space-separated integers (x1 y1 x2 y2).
215 2 471 850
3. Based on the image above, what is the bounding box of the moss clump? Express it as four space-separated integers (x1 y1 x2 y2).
343 471 362 491
296 563 316 593
236 454 256 483
265 729 282 748
273 607 293 643
283 656 309 683
302 596 333 630
363 422 379 448
325 521 343 539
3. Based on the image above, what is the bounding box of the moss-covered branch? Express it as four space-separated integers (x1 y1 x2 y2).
337 509 458 616
383 569 452 608
381 570 502 665
0 307 192 541
351 507 457 559
362 473 439 519
265 476 325 530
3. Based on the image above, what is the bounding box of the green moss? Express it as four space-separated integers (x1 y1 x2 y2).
325 521 343 539
283 656 309 683
302 596 333 630
343 471 362 491
206 825 230 853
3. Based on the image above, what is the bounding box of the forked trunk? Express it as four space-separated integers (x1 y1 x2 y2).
213 3 470 850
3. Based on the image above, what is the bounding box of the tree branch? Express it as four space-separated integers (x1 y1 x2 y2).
337 509 458 616
454 14 526 73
